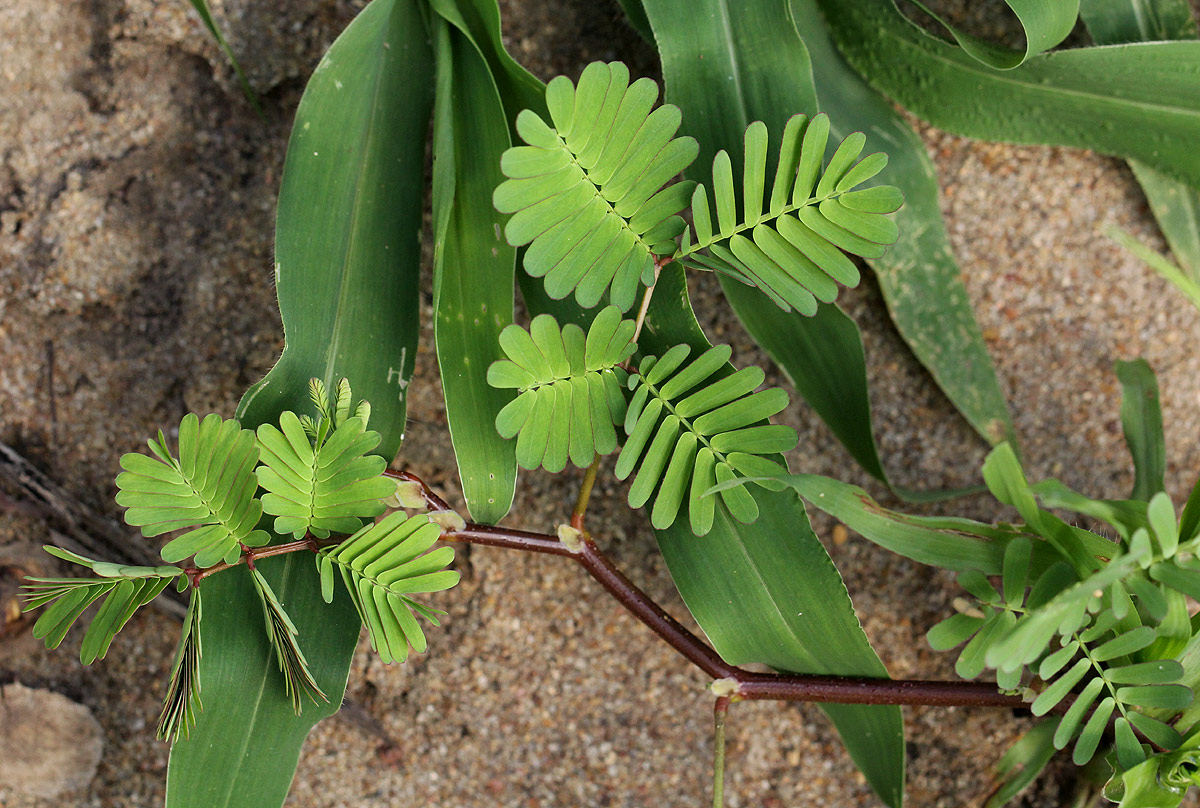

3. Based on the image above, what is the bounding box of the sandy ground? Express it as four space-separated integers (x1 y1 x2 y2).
2 1 1199 806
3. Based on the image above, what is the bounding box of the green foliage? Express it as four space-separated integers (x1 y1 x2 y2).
678 114 900 315
1106 725 1200 807
930 522 1190 768
824 0 1200 187
320 511 460 664
924 435 1200 774
24 548 180 663
116 414 269 568
250 568 327 711
618 346 795 533
28 379 460 767
1116 358 1167 503
43 0 1200 803
1110 225 1200 314
789 361 1200 800
485 304 798 532
158 589 203 743
184 0 438 793
256 379 394 539
494 61 901 316
488 306 635 471
183 0 262 114
982 718 1061 808
494 61 697 311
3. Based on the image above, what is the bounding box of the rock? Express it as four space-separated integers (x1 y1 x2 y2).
0 682 104 798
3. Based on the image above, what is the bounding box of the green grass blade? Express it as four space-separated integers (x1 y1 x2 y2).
1081 1 1200 292
184 0 262 115
430 10 518 524
167 1 432 805
786 473 1116 573
794 0 1018 452
1080 0 1197 43
903 0 1078 70
1108 224 1200 310
984 718 1060 808
824 0 1200 187
1116 358 1166 502
1129 163 1200 282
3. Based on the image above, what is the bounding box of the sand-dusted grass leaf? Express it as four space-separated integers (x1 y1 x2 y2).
323 511 460 664
255 380 394 539
617 345 796 533
678 113 900 315
488 307 635 471
115 413 267 568
158 588 203 743
824 0 1200 188
494 61 698 311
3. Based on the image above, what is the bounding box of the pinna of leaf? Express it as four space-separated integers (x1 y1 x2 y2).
495 61 901 317
22 379 459 741
488 306 796 534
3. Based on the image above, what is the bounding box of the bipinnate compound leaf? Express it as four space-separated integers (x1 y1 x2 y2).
488 306 635 471
494 61 698 311
678 114 901 315
923 443 1200 767
255 384 394 539
618 346 796 533
322 511 460 664
115 413 268 568
23 549 178 664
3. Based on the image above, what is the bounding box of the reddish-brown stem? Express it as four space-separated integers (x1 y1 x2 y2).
388 470 1029 711
184 536 340 587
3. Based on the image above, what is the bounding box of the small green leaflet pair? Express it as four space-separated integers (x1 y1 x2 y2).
488 306 796 534
23 380 459 741
494 61 901 316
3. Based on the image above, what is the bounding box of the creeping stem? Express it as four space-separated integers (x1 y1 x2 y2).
386 470 1027 711
188 468 1035 711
